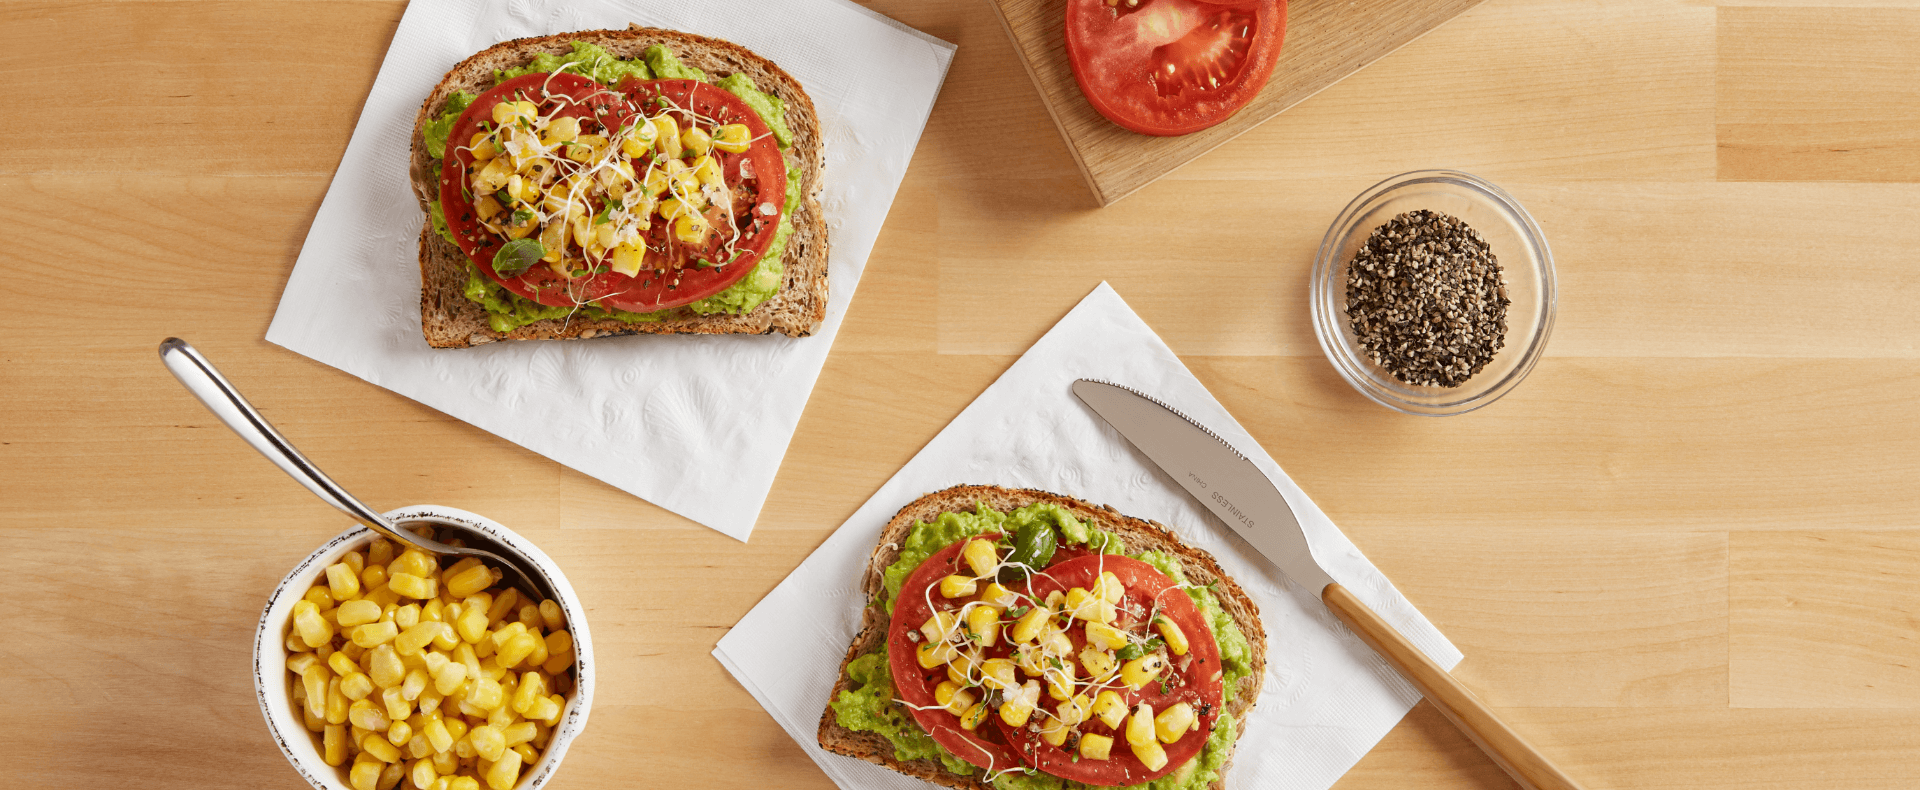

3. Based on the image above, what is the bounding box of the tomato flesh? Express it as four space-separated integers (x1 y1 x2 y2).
886 534 1026 775
438 74 788 313
1066 0 1286 136
995 555 1222 786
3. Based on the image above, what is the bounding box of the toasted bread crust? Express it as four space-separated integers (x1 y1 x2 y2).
408 27 828 348
816 486 1266 790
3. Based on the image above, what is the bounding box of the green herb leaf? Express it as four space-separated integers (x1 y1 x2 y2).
511 209 533 225
492 238 544 277
1116 636 1165 662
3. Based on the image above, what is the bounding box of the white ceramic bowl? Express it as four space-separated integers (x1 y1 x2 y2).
254 506 593 790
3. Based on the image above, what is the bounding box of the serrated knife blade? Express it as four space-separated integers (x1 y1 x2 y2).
1071 379 1585 790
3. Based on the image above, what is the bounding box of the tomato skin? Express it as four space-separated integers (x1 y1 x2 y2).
1065 0 1287 136
438 74 787 313
995 554 1222 786
886 534 1026 774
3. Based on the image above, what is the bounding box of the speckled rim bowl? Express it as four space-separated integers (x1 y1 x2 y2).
254 506 593 790
1311 169 1556 416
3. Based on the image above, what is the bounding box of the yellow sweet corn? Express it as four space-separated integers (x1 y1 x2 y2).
338 600 382 628
1085 621 1128 651
1093 571 1124 605
350 759 382 790
711 124 751 153
423 717 454 754
362 733 402 763
366 539 394 568
394 604 422 631
491 100 536 126
1120 654 1166 689
511 671 546 715
448 777 480 790
691 155 723 189
1154 616 1189 656
516 604 542 630
540 116 580 147
526 694 562 725
323 724 348 766
1065 587 1115 624
288 653 320 676
1058 693 1093 727
673 212 711 245
349 699 391 732
965 605 1000 648
1080 733 1114 761
303 665 332 720
360 567 390 595
484 748 522 790
980 658 1018 692
297 607 336 649
341 671 375 701
652 115 682 158
327 563 363 601
433 661 469 697
390 572 437 600
934 681 974 716
682 126 712 157
497 632 540 669
997 679 1041 727
353 621 400 649
387 720 412 748
919 611 958 645
1126 703 1156 747
444 564 494 599
402 669 429 702
1010 604 1050 643
390 550 434 580
978 583 1018 610
959 700 991 731
370 644 406 689
1044 667 1073 702
1155 702 1196 743
382 687 412 722
396 622 442 656
962 539 999 578
468 723 507 762
409 757 436 790
1038 716 1070 747
327 678 350 724
938 575 977 599
1079 644 1117 680
1092 690 1127 729
538 601 566 632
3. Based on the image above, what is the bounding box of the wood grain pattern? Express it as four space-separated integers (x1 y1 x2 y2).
987 0 1494 204
6 0 1920 788
1325 582 1588 790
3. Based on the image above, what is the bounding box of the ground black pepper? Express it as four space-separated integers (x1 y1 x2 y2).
1345 209 1509 387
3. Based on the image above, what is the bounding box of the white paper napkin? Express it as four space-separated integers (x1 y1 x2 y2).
715 283 1463 790
264 0 954 541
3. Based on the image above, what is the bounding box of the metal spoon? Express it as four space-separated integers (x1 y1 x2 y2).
158 337 553 602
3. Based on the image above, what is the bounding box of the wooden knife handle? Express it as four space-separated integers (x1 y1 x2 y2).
1323 582 1587 790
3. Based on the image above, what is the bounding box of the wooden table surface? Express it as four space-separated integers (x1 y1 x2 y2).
5 0 1918 788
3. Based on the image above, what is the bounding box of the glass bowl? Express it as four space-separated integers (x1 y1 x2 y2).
1310 170 1556 416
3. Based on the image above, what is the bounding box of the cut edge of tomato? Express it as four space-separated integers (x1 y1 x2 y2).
1064 0 1289 137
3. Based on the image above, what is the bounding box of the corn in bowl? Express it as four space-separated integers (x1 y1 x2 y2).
283 530 576 790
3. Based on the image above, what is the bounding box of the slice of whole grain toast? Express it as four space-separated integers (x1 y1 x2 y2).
408 26 827 348
817 485 1267 789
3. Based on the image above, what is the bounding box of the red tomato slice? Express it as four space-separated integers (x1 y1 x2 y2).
887 534 1027 775
996 554 1222 786
1065 0 1286 136
439 74 788 313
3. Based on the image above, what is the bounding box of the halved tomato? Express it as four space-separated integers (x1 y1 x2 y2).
1065 0 1286 136
439 74 788 313
995 554 1222 786
886 534 1026 775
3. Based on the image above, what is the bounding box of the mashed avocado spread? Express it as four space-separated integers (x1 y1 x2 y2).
422 42 799 333
831 502 1254 790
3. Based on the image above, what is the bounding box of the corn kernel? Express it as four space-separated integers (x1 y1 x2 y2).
958 700 991 731
341 671 374 701
938 575 977 599
389 573 437 600
433 661 469 696
409 757 437 790
297 608 336 649
502 721 537 747
965 605 1000 648
338 600 382 628
537 600 565 632
387 720 412 747
541 648 574 675
327 678 350 724
651 116 681 159
672 212 710 245
998 679 1041 727
980 658 1018 692
1085 621 1128 651
448 778 480 790
484 747 522 790
302 665 332 720
443 564 493 598
1011 605 1049 644
934 681 975 716
920 611 958 645
498 632 540 668
681 126 713 157
916 640 957 669
1126 703 1157 747
1155 702 1196 743
1038 716 1070 747
424 717 454 754
396 622 442 656
1154 616 1189 656
1093 571 1124 605
511 671 546 715
305 585 336 607
401 669 429 702
361 733 401 763
1120 654 1166 689
352 621 399 649
382 687 412 721
349 699 391 732
1058 693 1093 727
468 677 505 711
468 724 507 761
350 759 382 790
1080 644 1117 680
711 124 751 153
962 539 998 578
1080 732 1114 761
288 653 320 675
487 589 521 625
390 550 433 581
1093 690 1127 729
370 644 405 688
1066 587 1115 624
528 693 563 725
327 562 363 601
323 724 348 766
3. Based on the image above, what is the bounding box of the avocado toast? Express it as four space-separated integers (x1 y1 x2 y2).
407 26 828 348
820 485 1266 790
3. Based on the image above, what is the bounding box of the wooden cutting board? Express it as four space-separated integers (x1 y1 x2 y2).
988 0 1493 205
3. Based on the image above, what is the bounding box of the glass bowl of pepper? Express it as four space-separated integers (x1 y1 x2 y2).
1310 170 1556 416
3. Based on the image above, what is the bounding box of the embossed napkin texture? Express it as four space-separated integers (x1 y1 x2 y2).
716 283 1463 790
266 0 955 540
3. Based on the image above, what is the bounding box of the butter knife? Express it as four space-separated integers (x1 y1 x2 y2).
1072 379 1585 790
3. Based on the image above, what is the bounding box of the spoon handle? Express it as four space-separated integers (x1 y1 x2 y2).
158 338 420 550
